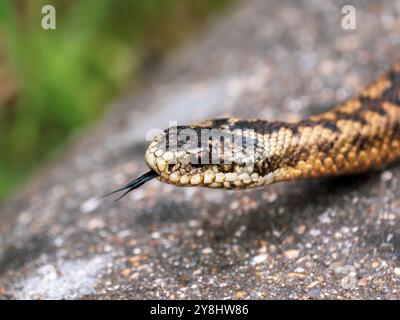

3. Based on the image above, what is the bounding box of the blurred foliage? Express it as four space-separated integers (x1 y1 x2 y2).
0 0 233 201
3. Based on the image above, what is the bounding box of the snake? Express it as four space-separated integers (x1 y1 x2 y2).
104 60 400 200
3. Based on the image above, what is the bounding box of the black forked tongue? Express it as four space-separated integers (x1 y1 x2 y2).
101 170 158 201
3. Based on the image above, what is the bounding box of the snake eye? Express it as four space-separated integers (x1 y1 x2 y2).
191 154 203 168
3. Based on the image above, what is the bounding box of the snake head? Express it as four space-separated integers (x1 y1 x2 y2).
144 125 265 189
103 120 293 199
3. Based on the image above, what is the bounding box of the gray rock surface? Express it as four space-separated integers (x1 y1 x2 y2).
1 0 400 299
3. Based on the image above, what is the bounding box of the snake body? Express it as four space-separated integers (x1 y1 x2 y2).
105 60 400 198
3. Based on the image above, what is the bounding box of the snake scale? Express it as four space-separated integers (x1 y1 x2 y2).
105 60 400 200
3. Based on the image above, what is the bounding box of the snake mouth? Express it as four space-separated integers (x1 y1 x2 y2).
101 170 158 201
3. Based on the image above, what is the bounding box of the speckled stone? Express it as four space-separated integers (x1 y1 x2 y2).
1 0 400 299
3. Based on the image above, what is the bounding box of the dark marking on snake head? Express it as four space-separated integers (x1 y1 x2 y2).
211 118 231 127
299 119 340 132
388 69 400 86
230 120 300 134
359 96 387 116
334 111 367 124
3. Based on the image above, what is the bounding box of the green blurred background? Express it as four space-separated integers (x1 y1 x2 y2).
0 0 233 202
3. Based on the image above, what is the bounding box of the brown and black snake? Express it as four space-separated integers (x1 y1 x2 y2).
104 60 400 200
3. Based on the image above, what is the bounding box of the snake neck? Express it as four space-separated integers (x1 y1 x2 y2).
254 61 400 184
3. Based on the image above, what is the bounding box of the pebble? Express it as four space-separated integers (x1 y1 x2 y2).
307 288 321 298
252 254 268 265
80 198 99 213
309 229 321 237
319 212 332 224
87 217 105 230
151 232 161 239
121 269 131 277
381 170 393 182
235 290 247 298
284 249 300 260
296 225 306 235
202 247 213 255
357 278 368 287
